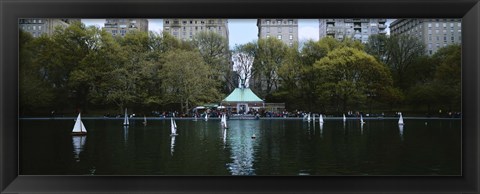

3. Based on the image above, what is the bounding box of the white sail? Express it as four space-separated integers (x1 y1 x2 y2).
72 113 87 133
205 113 208 121
319 114 324 124
143 115 147 125
343 114 346 122
307 113 311 122
123 108 129 126
171 118 177 135
360 115 365 124
398 113 404 125
223 114 228 128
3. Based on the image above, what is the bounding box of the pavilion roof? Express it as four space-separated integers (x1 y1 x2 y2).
222 88 263 102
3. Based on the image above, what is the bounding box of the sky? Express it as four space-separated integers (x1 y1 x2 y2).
82 19 390 49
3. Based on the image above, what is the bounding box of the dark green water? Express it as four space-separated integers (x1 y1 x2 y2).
20 118 461 175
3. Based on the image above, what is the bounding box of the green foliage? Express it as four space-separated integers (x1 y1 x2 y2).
313 47 394 112
161 50 221 113
252 37 289 97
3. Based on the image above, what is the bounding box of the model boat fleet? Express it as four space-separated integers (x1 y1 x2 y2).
72 111 406 148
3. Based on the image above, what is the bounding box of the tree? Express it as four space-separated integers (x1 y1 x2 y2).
252 37 288 97
365 34 389 63
383 34 426 90
233 43 257 88
313 47 394 113
192 32 232 92
19 30 55 114
161 50 221 113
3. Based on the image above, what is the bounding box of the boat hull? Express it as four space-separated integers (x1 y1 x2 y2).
71 132 87 136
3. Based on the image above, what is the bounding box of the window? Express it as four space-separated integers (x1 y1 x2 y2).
443 23 447 28
428 36 432 41
33 26 36 30
266 27 270 33
428 23 432 28
436 36 440 41
266 35 270 38
165 20 169 24
289 35 293 40
190 20 193 24
428 43 432 49
266 20 270 25
277 35 282 40
428 29 432 34
289 27 293 33
182 21 187 24
288 20 293 25
435 29 439 34
450 23 454 27
435 23 439 27
33 19 36 23
38 19 42 23
451 36 454 41
278 27 281 33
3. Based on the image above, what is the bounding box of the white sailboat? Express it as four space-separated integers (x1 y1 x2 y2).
319 114 324 124
343 114 346 122
72 113 87 135
123 108 129 126
307 113 311 122
360 114 365 124
170 117 178 136
204 112 208 121
398 113 405 125
222 114 228 129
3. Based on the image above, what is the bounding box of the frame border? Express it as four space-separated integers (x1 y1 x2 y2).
1 0 479 193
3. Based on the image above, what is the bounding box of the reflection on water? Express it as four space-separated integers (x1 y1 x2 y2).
226 120 260 175
170 136 176 156
20 118 461 175
123 126 129 145
399 124 404 140
72 135 86 161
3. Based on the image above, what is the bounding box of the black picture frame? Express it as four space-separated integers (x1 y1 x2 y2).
1 0 479 193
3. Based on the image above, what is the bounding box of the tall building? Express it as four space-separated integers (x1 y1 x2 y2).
389 19 462 55
104 19 149 37
318 19 387 43
19 18 80 37
257 19 298 47
162 19 229 42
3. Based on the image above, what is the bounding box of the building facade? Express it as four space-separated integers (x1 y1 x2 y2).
104 19 149 37
257 19 299 47
162 19 229 42
389 19 462 55
19 18 80 37
319 19 387 43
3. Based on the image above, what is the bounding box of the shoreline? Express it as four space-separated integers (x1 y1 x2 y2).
19 117 462 120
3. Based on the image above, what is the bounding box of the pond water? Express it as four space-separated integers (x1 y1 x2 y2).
20 117 461 175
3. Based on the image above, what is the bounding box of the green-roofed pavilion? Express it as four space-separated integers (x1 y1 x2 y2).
221 88 264 114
